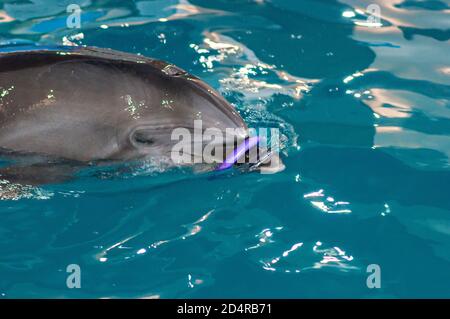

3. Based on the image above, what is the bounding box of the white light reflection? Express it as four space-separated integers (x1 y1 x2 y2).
258 240 357 274
303 189 324 198
95 209 214 263
342 11 356 18
0 179 54 200
282 243 303 257
310 243 356 270
246 226 283 251
381 203 391 217
343 71 363 84
354 20 383 28
190 32 317 100
304 190 351 214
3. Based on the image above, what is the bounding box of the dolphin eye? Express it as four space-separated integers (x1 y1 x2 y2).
162 64 187 77
132 130 155 147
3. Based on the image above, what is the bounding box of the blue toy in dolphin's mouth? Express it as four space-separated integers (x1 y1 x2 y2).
217 136 260 171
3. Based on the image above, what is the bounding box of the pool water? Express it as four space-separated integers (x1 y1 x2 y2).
0 0 449 298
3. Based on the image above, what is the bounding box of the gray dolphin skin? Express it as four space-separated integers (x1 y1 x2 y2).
0 46 250 183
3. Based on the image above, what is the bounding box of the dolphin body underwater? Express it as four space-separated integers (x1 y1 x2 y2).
0 46 279 185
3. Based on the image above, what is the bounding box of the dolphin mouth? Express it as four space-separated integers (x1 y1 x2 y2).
215 136 284 173
216 136 259 170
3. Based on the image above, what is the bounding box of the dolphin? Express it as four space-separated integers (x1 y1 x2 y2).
0 45 260 184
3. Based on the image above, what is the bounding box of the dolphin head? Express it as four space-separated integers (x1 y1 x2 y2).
0 46 264 171
112 62 249 166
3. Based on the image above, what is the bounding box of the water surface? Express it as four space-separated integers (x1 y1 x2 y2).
0 0 449 298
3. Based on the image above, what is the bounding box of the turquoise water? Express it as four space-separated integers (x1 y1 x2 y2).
0 0 449 298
